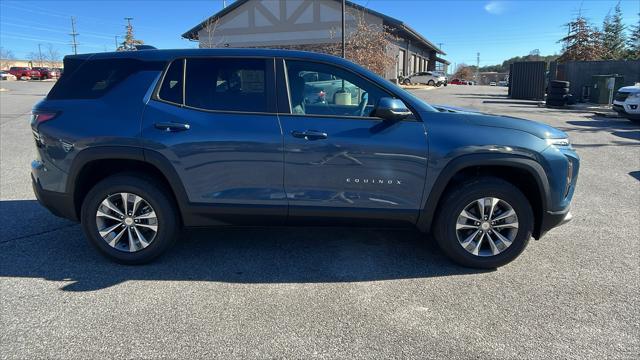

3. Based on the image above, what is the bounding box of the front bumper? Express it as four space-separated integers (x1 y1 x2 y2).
537 207 572 239
31 174 78 221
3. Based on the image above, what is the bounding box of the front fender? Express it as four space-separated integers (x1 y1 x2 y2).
416 153 551 233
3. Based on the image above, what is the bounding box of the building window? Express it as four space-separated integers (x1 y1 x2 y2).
397 49 406 77
409 54 415 75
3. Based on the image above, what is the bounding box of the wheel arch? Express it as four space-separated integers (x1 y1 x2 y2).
68 147 189 223
417 154 551 239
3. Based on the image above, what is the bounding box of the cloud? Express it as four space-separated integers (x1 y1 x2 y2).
484 1 507 15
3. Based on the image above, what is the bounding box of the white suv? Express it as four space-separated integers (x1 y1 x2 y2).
613 85 640 122
403 71 446 86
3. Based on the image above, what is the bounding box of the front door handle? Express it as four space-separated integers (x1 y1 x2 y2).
154 122 190 132
291 130 328 140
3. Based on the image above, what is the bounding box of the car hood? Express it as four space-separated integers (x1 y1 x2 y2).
618 85 640 93
431 105 567 139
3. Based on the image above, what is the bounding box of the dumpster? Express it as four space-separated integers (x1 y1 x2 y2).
590 75 624 104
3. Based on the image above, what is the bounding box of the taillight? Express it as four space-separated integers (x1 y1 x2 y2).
31 111 58 125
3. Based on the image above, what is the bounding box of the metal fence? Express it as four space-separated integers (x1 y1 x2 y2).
508 61 546 100
553 60 640 102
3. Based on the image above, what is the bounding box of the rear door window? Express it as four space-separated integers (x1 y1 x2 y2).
184 58 268 113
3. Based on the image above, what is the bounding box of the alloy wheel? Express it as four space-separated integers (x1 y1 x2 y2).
455 197 519 257
95 192 158 252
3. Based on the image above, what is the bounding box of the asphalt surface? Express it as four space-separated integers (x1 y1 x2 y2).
1 81 638 359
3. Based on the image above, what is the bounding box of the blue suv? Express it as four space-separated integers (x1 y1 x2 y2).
30 49 579 268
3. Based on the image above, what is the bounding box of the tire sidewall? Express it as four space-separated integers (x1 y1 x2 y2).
435 179 533 268
81 175 178 264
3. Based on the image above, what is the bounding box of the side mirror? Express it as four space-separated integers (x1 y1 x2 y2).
372 97 412 121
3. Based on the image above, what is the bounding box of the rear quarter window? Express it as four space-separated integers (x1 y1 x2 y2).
47 58 162 100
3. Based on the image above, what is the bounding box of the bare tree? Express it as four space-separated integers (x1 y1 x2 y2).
199 17 223 48
326 10 397 77
453 64 474 80
0 47 15 70
27 51 46 67
46 44 60 68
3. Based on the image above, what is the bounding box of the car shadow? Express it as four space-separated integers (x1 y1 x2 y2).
0 200 488 292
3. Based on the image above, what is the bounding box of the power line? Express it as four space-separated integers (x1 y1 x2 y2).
70 16 79 55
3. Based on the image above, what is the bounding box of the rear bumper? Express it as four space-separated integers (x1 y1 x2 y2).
31 174 78 221
537 207 572 239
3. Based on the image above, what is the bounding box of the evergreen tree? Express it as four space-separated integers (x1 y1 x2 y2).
117 18 144 51
558 14 604 62
627 13 640 59
601 3 626 60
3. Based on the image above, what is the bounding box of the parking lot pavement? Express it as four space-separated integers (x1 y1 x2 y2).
1 81 639 359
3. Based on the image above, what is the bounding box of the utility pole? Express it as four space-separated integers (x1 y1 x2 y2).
223 0 227 8
437 42 444 51
69 16 79 55
341 0 346 58
476 52 480 82
37 43 43 66
115 35 119 50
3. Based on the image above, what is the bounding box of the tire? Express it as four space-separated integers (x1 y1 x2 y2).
433 177 533 269
546 93 567 101
81 174 180 264
550 80 569 89
546 99 566 107
428 80 435 86
548 87 569 95
403 79 411 85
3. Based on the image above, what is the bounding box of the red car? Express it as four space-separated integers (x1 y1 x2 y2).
449 78 465 85
32 67 59 79
8 67 41 80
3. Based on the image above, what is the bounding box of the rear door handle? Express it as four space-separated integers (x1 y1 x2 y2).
291 130 328 140
154 122 190 132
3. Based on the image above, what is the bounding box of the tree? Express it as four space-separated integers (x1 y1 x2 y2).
558 14 605 62
601 3 626 60
627 13 640 59
27 50 46 67
326 10 397 76
453 64 475 80
199 17 223 48
117 18 144 51
0 47 15 70
46 44 60 68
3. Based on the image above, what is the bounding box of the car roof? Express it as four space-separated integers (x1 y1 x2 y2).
66 48 353 65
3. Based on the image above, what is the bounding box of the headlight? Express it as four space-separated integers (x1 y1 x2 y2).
546 138 571 147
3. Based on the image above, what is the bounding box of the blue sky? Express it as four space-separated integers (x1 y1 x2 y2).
1 0 639 67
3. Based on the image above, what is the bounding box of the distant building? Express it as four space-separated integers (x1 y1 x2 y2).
478 72 509 85
0 59 63 70
182 0 448 79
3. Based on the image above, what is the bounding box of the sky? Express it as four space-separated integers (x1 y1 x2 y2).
1 0 639 68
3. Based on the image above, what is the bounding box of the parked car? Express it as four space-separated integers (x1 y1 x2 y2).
612 85 640 122
8 66 40 80
32 67 60 79
489 82 497 86
0 70 17 81
31 49 579 268
449 78 466 85
498 80 508 87
403 71 446 86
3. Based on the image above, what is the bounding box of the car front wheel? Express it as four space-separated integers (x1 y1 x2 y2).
433 177 533 268
81 174 179 264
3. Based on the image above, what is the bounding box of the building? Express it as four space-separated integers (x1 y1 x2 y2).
1 59 63 70
182 0 448 80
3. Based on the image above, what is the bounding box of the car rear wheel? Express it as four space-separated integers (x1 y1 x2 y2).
428 80 435 86
433 177 533 268
81 174 179 264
